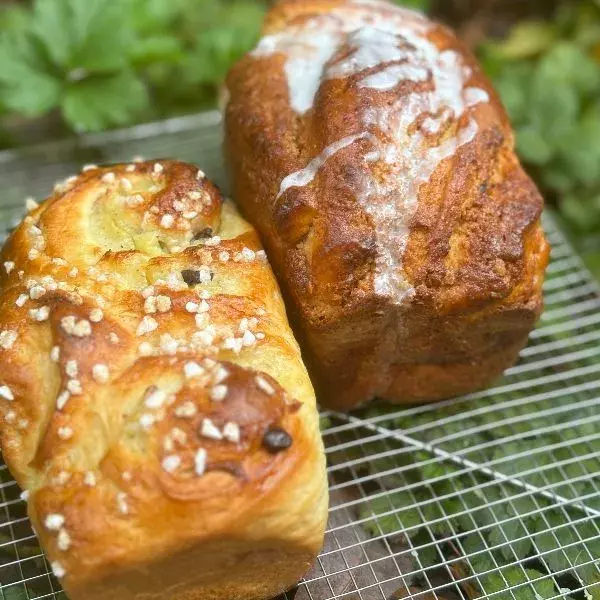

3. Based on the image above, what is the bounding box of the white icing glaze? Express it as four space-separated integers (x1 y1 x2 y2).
277 133 370 199
252 1 490 302
364 150 381 162
251 5 428 114
359 63 429 90
360 103 479 298
326 28 415 79
252 25 339 114
465 87 490 106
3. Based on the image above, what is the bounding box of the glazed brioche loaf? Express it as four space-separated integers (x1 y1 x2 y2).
225 0 550 409
0 161 327 600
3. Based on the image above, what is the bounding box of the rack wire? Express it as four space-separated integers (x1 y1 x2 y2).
0 112 598 600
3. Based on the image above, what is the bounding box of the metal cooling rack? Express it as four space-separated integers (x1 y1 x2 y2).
0 112 599 600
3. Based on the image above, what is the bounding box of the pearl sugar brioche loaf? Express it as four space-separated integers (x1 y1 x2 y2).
0 160 327 600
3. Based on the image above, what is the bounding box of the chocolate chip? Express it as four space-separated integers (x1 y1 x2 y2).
192 227 213 241
262 427 292 454
181 269 201 285
181 269 213 285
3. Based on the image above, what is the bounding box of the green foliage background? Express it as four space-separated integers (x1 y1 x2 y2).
480 0 600 281
0 0 267 132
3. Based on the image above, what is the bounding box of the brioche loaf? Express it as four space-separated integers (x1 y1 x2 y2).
0 160 327 600
225 0 550 409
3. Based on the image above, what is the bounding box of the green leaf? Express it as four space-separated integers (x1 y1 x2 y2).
420 496 446 535
491 21 557 60
3 585 28 600
557 111 600 188
0 31 60 116
130 36 183 67
584 583 600 600
582 250 600 281
535 42 600 97
0 5 30 32
189 27 256 85
533 515 600 586
571 525 600 590
31 0 72 68
479 568 556 599
128 0 187 36
319 415 332 431
560 194 600 233
463 533 489 556
488 517 532 561
493 63 535 125
541 167 576 194
69 0 132 71
359 491 422 537
61 71 149 132
516 126 553 165
32 0 132 72
529 68 580 148
415 450 447 481
184 1 265 86
411 529 442 568
393 0 430 11
456 489 497 532
463 534 497 578
569 2 600 50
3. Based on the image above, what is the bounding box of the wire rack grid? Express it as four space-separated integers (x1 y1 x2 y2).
0 112 598 600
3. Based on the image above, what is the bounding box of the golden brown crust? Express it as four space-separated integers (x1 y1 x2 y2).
0 161 327 599
225 0 549 409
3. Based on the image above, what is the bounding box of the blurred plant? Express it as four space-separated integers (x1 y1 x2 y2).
479 0 600 279
0 0 431 140
0 0 267 134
